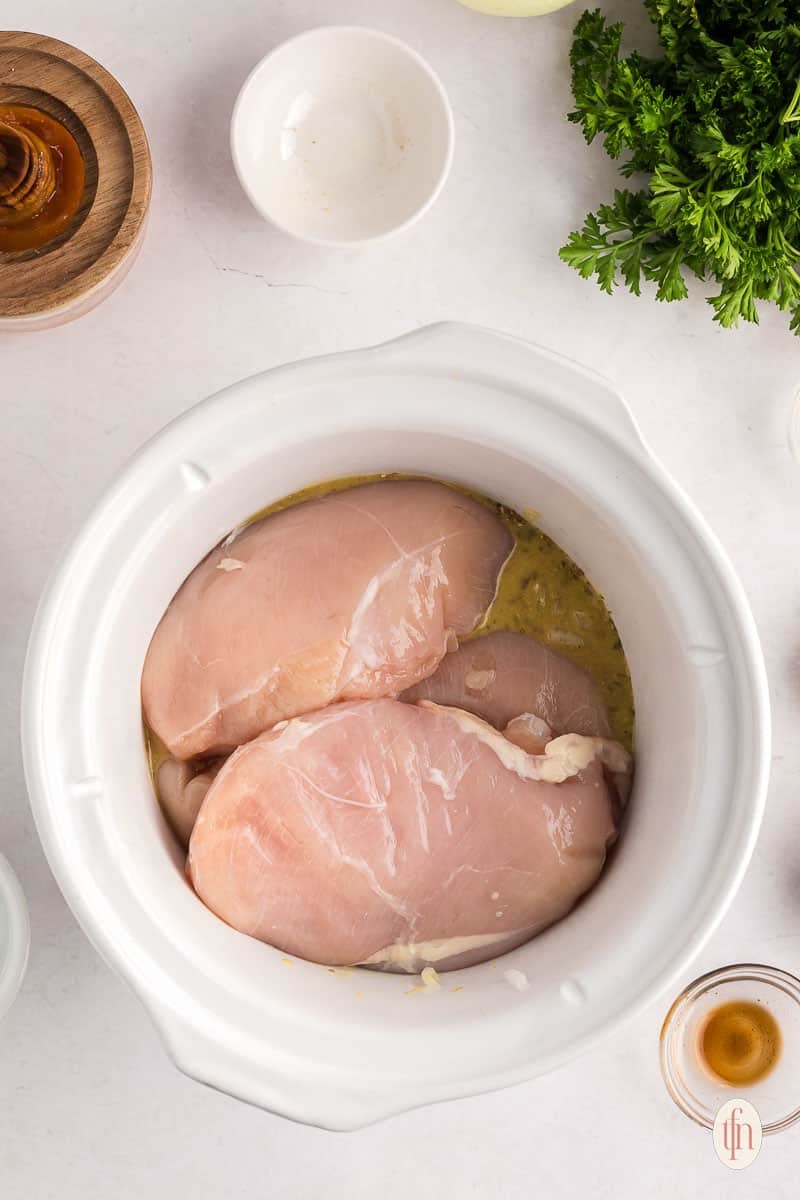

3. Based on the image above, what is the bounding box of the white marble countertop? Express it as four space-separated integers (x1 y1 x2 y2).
3 0 799 1194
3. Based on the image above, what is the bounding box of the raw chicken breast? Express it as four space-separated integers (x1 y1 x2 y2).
403 630 612 738
142 481 512 759
188 699 628 971
157 757 223 848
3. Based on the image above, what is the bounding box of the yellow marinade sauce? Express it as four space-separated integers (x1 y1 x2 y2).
478 502 635 751
144 472 634 775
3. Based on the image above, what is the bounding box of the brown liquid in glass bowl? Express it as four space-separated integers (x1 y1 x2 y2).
699 1000 781 1086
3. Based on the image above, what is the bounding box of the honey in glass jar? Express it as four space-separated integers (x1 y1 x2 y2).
0 105 85 253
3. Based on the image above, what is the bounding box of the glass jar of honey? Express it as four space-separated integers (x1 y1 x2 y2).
0 105 85 253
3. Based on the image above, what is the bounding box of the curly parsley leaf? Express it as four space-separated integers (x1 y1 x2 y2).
561 4 800 335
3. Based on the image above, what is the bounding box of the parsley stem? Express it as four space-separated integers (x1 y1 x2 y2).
607 227 657 249
780 77 800 124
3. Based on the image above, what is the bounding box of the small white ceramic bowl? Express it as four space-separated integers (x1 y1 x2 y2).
230 27 455 246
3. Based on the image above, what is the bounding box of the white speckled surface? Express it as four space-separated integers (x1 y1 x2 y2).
2 0 799 1194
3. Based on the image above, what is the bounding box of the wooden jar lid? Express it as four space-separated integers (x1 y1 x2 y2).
0 31 152 326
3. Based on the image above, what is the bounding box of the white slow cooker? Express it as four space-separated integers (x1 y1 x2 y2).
22 323 770 1129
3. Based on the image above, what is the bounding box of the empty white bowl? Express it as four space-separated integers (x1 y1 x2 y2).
230 27 455 246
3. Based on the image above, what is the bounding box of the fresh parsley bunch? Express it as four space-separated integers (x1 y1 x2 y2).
560 1 800 333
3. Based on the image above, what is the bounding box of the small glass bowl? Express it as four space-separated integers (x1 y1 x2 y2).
660 964 800 1134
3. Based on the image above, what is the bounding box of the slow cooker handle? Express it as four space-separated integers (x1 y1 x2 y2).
367 322 650 459
151 1004 419 1130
